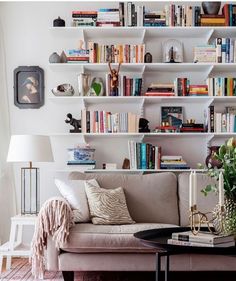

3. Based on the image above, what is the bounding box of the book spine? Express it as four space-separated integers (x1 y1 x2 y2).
216 38 222 63
141 143 147 169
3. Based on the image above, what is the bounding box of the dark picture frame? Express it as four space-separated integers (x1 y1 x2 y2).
14 66 44 109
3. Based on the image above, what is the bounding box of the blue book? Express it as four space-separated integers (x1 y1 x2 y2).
141 143 147 169
226 38 230 63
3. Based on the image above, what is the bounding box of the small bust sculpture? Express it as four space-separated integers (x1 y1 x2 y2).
65 113 81 133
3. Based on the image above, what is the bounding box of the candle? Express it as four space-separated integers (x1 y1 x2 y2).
193 171 197 208
189 172 193 209
219 171 224 207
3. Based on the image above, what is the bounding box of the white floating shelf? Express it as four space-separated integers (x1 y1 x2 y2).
48 95 236 105
49 62 236 73
49 26 236 40
56 168 206 173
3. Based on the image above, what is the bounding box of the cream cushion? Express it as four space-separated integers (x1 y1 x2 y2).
85 180 135 225
55 178 98 222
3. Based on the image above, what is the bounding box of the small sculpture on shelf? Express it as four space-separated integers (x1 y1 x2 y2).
108 61 121 96
139 118 150 133
65 113 81 133
144 52 152 63
122 158 130 169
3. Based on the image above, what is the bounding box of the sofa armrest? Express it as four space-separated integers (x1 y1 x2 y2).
45 237 59 271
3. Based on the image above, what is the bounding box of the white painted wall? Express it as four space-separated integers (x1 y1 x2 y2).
0 1 227 240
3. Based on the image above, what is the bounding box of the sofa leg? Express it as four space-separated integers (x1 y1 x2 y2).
62 271 74 281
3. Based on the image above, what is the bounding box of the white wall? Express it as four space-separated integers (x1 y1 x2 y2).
0 1 215 239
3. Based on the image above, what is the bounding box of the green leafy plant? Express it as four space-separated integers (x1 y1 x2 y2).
201 138 236 201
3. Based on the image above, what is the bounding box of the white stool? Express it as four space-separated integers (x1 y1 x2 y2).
0 214 37 274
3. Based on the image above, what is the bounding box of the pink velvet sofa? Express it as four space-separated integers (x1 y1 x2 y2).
46 172 236 281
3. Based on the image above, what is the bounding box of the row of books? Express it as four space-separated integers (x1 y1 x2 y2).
81 110 139 133
160 155 190 169
168 230 235 247
88 42 145 63
174 79 208 97
106 74 142 96
207 77 236 96
194 39 236 63
208 106 236 133
128 140 161 170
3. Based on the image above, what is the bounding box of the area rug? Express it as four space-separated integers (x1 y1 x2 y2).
0 259 155 281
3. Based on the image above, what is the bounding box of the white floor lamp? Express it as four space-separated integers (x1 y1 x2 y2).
7 135 54 214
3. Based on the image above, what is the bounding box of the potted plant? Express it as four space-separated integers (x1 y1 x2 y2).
201 137 236 234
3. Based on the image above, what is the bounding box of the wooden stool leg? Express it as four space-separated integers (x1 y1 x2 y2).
0 255 3 274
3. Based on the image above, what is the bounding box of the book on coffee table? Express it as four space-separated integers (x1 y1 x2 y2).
171 231 235 245
167 239 235 248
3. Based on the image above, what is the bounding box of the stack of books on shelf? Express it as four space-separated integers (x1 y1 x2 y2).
188 84 208 96
72 11 97 27
194 45 216 63
144 11 166 27
208 105 236 133
207 77 236 96
160 155 190 170
164 5 201 26
222 4 236 26
81 110 139 133
200 15 225 26
216 38 236 63
105 75 142 96
174 78 190 96
168 231 235 247
128 140 161 170
145 83 175 96
88 42 145 63
97 8 120 26
65 49 89 63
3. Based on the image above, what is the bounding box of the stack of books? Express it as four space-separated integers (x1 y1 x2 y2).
88 42 145 63
180 123 205 133
160 156 190 170
222 4 236 26
128 140 161 170
65 49 89 63
216 38 236 63
207 77 236 96
81 110 139 133
200 15 225 26
97 8 120 26
144 11 166 27
174 78 190 96
72 11 97 27
194 45 216 63
168 231 235 247
189 85 208 96
145 83 175 97
164 5 201 26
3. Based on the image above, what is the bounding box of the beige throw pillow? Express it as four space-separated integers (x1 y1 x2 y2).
85 180 135 225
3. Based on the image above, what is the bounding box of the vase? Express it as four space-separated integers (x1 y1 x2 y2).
213 197 236 236
205 146 222 168
202 2 221 15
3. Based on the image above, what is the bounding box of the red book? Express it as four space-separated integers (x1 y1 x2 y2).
72 11 97 14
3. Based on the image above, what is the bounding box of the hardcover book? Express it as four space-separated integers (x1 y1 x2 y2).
161 106 183 128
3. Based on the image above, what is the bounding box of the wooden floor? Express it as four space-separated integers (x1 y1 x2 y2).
1 258 236 281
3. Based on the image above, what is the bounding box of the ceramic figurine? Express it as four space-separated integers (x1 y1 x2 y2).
49 52 61 63
144 52 152 63
53 16 65 27
90 77 104 96
65 113 81 133
139 118 150 133
52 84 74 96
108 61 121 96
60 51 67 63
202 2 221 15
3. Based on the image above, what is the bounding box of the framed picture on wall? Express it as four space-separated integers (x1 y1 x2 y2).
14 66 44 109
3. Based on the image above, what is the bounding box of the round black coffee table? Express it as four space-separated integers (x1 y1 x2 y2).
134 227 236 281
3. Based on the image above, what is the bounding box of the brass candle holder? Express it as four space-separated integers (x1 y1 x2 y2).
189 205 225 235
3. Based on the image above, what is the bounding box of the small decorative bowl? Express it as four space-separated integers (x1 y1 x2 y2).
52 84 74 96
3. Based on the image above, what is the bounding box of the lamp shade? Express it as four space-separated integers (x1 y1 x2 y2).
7 135 54 163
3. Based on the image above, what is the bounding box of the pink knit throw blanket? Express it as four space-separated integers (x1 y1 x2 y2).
31 197 73 278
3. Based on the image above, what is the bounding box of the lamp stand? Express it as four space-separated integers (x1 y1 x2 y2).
21 161 39 215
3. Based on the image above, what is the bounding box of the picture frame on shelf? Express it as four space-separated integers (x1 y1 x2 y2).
14 66 44 109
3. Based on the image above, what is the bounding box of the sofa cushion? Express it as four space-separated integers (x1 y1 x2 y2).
69 172 179 225
55 178 97 222
178 173 218 226
85 180 135 225
61 223 178 253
